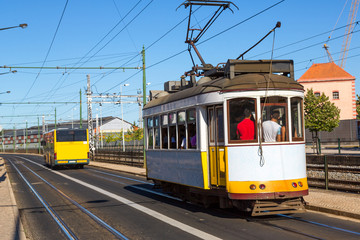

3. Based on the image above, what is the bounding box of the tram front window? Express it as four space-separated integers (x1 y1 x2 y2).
261 96 288 142
291 97 304 141
228 98 256 142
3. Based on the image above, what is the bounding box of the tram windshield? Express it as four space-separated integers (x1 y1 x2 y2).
228 96 304 143
228 98 257 142
261 96 288 142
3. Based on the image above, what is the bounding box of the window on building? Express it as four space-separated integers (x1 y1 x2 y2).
228 98 257 142
333 91 339 100
314 92 320 97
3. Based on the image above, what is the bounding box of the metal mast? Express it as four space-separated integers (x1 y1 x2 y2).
87 75 94 160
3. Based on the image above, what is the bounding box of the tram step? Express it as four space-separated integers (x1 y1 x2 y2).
251 198 305 216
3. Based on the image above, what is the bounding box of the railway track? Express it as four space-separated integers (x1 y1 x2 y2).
6 156 129 240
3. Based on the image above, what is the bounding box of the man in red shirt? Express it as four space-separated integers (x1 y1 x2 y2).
236 109 255 140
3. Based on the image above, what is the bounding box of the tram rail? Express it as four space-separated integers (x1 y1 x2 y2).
6 156 129 240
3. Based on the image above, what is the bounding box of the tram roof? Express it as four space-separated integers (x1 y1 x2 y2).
144 72 304 110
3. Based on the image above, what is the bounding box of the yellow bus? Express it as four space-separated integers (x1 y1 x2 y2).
42 129 89 169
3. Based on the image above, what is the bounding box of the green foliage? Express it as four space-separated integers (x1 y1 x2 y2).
304 89 340 135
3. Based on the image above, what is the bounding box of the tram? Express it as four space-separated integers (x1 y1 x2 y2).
42 129 90 169
143 59 308 216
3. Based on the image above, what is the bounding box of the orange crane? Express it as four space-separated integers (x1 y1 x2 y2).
323 44 334 62
339 0 359 68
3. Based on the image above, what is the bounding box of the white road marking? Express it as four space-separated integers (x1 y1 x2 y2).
18 156 222 240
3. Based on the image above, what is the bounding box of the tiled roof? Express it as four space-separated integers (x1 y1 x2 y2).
297 62 355 82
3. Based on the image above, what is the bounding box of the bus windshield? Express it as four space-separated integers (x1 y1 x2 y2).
56 130 87 142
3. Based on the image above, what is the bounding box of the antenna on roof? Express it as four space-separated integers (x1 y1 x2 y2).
178 0 238 71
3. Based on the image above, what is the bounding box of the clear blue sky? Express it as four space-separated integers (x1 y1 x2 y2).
1 0 359 130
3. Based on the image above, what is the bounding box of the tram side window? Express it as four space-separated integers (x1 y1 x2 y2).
147 117 154 149
169 112 177 149
216 108 224 143
228 98 257 142
291 97 304 141
261 96 288 142
161 114 168 149
154 116 160 149
187 108 197 149
178 111 186 149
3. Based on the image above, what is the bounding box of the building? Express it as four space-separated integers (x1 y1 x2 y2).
297 62 356 120
0 116 135 151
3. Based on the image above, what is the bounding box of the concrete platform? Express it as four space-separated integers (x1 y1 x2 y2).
0 157 26 240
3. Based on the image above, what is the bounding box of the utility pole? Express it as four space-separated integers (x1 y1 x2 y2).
42 116 45 136
13 125 16 152
142 45 146 166
55 108 57 130
80 89 83 129
87 75 94 160
25 121 28 153
38 117 41 154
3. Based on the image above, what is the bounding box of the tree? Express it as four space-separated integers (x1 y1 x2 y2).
304 89 340 153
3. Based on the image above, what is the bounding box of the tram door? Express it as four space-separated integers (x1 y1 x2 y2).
208 106 226 187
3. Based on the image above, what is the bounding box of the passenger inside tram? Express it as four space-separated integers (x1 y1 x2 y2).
262 110 282 142
236 108 255 140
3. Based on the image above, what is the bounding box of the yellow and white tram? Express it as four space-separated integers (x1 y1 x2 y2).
143 59 308 216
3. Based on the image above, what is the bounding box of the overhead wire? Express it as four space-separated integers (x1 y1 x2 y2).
21 0 69 102
31 0 145 117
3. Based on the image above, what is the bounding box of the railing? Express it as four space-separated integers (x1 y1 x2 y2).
307 154 360 192
93 145 144 167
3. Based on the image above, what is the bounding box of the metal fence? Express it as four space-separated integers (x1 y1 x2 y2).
94 144 144 167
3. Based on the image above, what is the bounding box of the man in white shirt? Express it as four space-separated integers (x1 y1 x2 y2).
262 110 281 142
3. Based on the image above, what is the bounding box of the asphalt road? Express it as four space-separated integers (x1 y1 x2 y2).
3 154 360 240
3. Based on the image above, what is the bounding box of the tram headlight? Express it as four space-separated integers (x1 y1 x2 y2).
259 184 266 190
250 184 256 190
292 182 298 188
298 181 303 187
